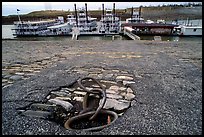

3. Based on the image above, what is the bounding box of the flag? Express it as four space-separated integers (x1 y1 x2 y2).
17 9 20 11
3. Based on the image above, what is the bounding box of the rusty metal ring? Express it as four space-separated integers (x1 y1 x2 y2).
64 110 118 131
77 77 106 93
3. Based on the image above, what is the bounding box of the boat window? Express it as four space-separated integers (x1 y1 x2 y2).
193 29 197 32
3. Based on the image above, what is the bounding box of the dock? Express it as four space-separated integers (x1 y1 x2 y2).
123 26 140 40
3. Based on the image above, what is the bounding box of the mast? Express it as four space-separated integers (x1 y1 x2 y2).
74 4 78 27
17 9 22 23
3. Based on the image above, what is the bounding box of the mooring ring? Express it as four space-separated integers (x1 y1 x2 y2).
78 77 106 93
64 110 118 132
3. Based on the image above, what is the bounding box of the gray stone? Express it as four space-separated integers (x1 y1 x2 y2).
120 92 127 97
89 67 103 72
15 72 25 75
34 71 41 73
105 73 114 79
100 98 131 111
76 70 89 75
51 91 71 97
30 103 56 112
61 87 75 92
55 96 72 101
21 110 53 119
73 97 84 102
119 87 127 91
97 74 103 79
112 69 120 73
48 98 73 111
123 80 136 86
100 80 117 85
9 75 23 81
2 74 11 79
91 84 100 88
2 79 8 83
88 73 98 78
125 93 135 100
22 69 34 72
135 75 142 78
120 71 129 74
33 67 42 70
109 85 120 91
73 91 86 96
46 95 51 100
106 89 117 94
116 76 134 81
76 87 83 91
127 88 134 93
106 93 123 99
24 73 35 76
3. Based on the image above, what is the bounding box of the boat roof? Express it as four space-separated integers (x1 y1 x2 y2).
14 19 57 24
47 23 69 29
181 25 202 29
121 23 179 28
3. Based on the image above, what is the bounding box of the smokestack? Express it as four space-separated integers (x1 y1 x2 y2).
102 4 104 16
113 3 115 15
139 6 142 23
131 7 133 21
74 3 78 27
102 3 104 22
85 3 88 24
113 3 115 25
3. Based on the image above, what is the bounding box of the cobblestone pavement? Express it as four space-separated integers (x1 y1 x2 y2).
2 40 202 135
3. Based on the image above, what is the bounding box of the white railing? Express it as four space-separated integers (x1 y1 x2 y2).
124 27 140 40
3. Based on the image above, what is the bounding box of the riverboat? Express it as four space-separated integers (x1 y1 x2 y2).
99 3 121 34
12 17 67 36
173 25 202 36
67 4 97 32
126 7 144 23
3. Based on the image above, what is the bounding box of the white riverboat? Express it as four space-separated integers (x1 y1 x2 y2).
173 25 202 36
67 8 97 32
126 9 144 23
12 17 68 37
99 9 121 34
40 22 72 36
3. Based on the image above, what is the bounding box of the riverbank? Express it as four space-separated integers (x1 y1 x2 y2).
2 40 202 135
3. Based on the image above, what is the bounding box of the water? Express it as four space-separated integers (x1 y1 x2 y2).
2 20 202 41
2 25 15 39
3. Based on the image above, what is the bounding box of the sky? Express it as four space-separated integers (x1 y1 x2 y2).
2 2 190 16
